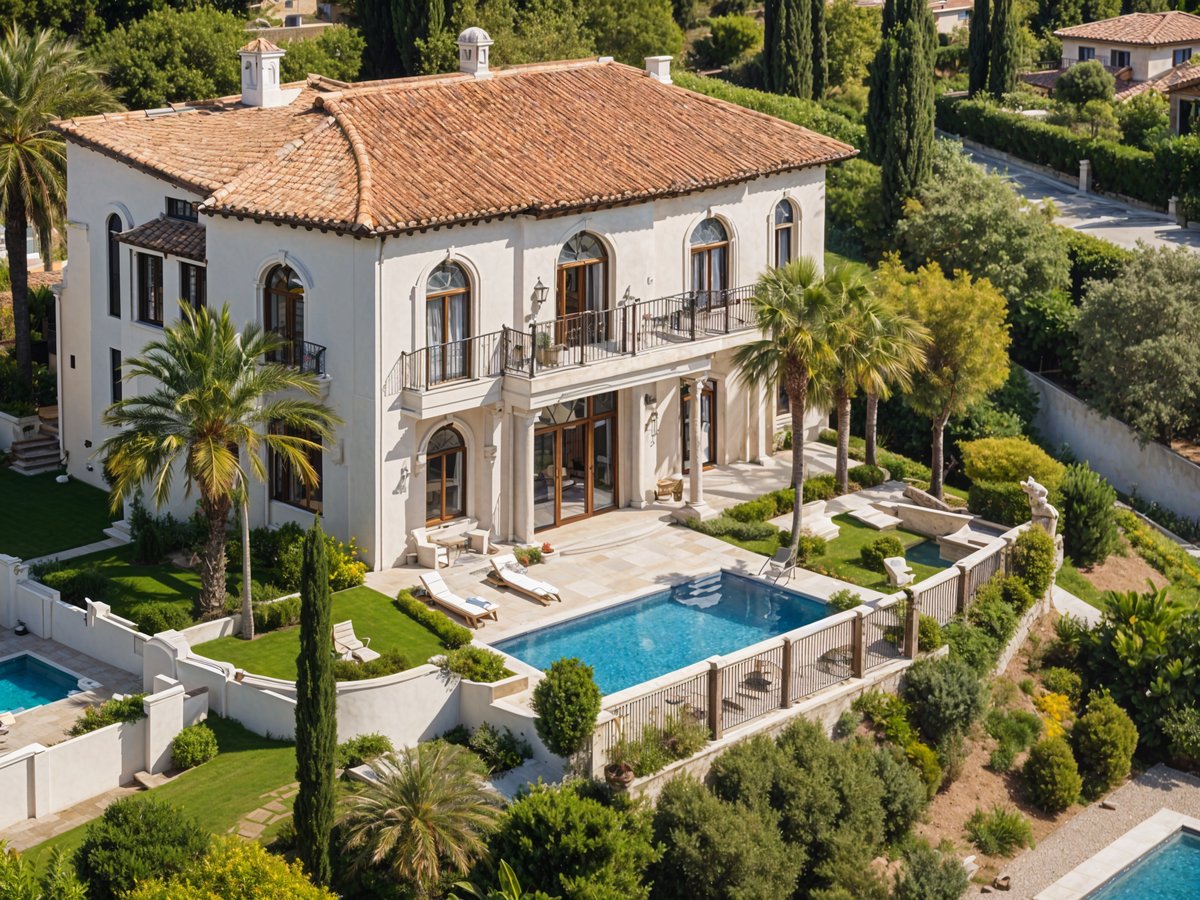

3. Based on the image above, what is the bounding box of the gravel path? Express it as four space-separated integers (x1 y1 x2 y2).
987 764 1200 898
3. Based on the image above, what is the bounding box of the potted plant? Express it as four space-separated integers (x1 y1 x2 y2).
541 541 556 558
535 331 562 367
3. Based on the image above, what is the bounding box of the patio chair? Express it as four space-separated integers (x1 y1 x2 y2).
332 620 381 663
758 547 796 584
412 528 449 569
883 556 914 588
490 553 562 605
419 572 499 629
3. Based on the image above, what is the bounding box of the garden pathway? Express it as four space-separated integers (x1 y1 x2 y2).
228 781 297 841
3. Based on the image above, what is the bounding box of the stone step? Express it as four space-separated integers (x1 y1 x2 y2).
104 519 133 544
9 457 62 476
11 436 57 455
38 421 59 439
11 445 60 465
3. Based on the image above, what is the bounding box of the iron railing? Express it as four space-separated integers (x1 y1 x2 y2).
393 330 504 392
271 337 327 376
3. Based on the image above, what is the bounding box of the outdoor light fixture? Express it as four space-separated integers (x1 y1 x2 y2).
531 277 549 309
622 287 634 305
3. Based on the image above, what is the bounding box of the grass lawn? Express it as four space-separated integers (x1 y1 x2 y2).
193 586 446 679
56 544 202 621
0 468 113 559
718 513 945 592
1056 558 1106 608
26 715 296 874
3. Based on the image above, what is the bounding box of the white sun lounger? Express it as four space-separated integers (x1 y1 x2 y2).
332 620 381 662
420 572 499 628
490 553 562 605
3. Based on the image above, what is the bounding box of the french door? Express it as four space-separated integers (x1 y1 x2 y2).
682 379 717 474
533 394 618 530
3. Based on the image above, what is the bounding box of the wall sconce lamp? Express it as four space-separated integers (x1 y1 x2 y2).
622 287 635 306
643 393 656 407
531 277 549 310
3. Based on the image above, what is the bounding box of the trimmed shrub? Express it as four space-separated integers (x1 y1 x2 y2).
1071 692 1138 800
75 798 210 900
904 656 986 744
37 564 121 608
918 614 945 651
905 740 944 799
879 449 932 482
70 694 147 736
252 594 301 633
1023 737 1082 812
171 723 218 770
694 14 761 67
1163 707 1200 768
123 836 333 899
395 589 472 648
1061 227 1131 302
726 495 778 522
876 745 928 842
803 474 837 502
1060 463 1119 567
894 842 970 900
960 437 1065 495
944 619 1001 674
443 722 533 774
966 805 1034 856
860 534 905 572
1012 527 1057 599
531 657 602 758
336 733 393 769
1042 667 1082 706
994 574 1036 614
331 650 412 681
129 602 191 635
968 480 1030 526
828 588 864 613
848 463 887 488
690 515 779 542
442 645 513 683
966 588 1019 645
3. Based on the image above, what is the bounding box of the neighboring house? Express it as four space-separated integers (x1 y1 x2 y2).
856 0 972 34
1023 11 1200 118
52 32 855 570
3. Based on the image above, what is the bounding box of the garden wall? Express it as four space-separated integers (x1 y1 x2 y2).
0 678 204 831
0 410 41 452
1025 370 1200 523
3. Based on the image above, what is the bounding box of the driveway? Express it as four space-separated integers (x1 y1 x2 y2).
958 143 1200 253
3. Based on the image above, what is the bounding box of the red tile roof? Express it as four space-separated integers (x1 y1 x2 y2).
1055 11 1200 45
119 215 206 261
54 60 856 237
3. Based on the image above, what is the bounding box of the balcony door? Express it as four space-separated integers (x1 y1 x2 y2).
533 392 618 530
681 378 717 474
556 233 608 347
264 265 304 367
426 262 471 385
690 218 729 309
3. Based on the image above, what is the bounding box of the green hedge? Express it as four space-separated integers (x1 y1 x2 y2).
395 590 472 648
935 96 1198 209
968 480 1029 526
1060 227 1131 302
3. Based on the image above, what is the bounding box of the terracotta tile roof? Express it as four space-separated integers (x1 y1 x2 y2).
240 37 282 53
1054 11 1200 45
119 215 206 260
54 59 856 237
1019 67 1162 101
1155 60 1200 92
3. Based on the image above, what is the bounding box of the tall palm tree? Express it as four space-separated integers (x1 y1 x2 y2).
734 258 864 557
861 300 928 471
0 25 119 391
828 292 929 492
339 742 502 899
102 304 340 627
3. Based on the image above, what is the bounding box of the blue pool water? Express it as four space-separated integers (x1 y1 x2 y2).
1090 829 1200 899
494 572 829 694
906 538 948 569
0 654 79 714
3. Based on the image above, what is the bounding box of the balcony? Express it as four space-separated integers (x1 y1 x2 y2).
271 338 327 377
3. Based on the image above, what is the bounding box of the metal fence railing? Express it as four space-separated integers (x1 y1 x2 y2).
862 595 907 673
913 568 962 625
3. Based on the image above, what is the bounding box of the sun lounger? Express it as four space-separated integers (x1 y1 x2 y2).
490 554 562 605
332 620 381 662
420 572 499 628
758 547 796 584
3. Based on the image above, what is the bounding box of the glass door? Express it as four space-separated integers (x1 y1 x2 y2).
559 423 588 522
534 432 557 531
682 380 717 474
533 392 619 530
592 417 615 512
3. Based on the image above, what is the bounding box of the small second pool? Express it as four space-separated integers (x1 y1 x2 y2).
0 654 80 714
494 571 829 694
905 538 949 570
1089 828 1200 899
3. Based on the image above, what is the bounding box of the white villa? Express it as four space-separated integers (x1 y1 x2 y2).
52 31 855 570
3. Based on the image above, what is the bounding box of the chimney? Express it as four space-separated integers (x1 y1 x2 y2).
239 37 287 108
645 56 672 84
457 27 494 79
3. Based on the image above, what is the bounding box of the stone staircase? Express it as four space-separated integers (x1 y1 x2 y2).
9 432 60 475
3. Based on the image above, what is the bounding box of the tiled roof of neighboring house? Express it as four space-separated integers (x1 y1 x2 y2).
119 215 206 261
53 59 856 237
1054 11 1200 45
929 0 973 13
1020 65 1167 100
1156 60 1200 92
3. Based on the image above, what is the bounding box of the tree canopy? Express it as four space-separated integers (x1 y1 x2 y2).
825 0 880 91
1055 59 1115 106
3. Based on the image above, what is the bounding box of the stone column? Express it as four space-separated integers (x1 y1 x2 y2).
627 386 649 509
510 408 536 542
673 374 716 522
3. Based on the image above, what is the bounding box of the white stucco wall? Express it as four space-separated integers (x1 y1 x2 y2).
1058 38 1196 81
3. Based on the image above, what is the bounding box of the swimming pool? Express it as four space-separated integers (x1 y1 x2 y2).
493 571 830 694
0 654 81 714
1089 828 1200 898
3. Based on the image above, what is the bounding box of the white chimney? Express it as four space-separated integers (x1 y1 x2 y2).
239 37 287 108
457 27 494 79
645 55 672 84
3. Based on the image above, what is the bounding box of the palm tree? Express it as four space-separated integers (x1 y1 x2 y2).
828 293 929 492
0 25 119 392
339 742 502 899
734 258 864 557
102 304 340 629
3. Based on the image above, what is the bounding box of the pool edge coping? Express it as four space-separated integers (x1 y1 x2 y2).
1034 807 1200 899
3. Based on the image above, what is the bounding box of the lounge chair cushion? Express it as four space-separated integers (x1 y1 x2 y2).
504 561 528 575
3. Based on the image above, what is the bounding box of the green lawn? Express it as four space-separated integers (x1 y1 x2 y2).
193 586 446 679
57 543 202 621
1056 558 1106 608
0 468 113 559
718 513 945 592
26 715 296 874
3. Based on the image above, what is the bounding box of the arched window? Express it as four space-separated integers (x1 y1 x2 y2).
556 233 608 342
426 262 471 384
774 200 796 267
264 266 304 367
690 218 729 307
107 215 122 318
426 426 466 524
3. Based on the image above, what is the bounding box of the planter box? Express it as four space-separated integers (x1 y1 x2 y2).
0 410 40 453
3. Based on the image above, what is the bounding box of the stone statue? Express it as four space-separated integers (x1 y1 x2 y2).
1021 476 1059 536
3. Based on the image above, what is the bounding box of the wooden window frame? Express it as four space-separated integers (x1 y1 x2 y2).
180 262 206 311
107 215 122 319
264 266 305 366
425 426 467 525
425 267 471 385
135 252 163 326
270 423 323 512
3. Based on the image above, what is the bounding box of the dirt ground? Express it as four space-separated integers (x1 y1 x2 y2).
1172 437 1200 466
1077 538 1167 594
913 613 1100 887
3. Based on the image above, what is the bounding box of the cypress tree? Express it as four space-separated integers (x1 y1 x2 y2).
358 0 403 77
867 0 936 224
392 0 447 75
811 0 828 100
968 0 991 97
764 0 813 99
293 518 336 886
988 0 1019 96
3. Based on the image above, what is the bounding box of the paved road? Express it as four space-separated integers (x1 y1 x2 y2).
960 143 1200 252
